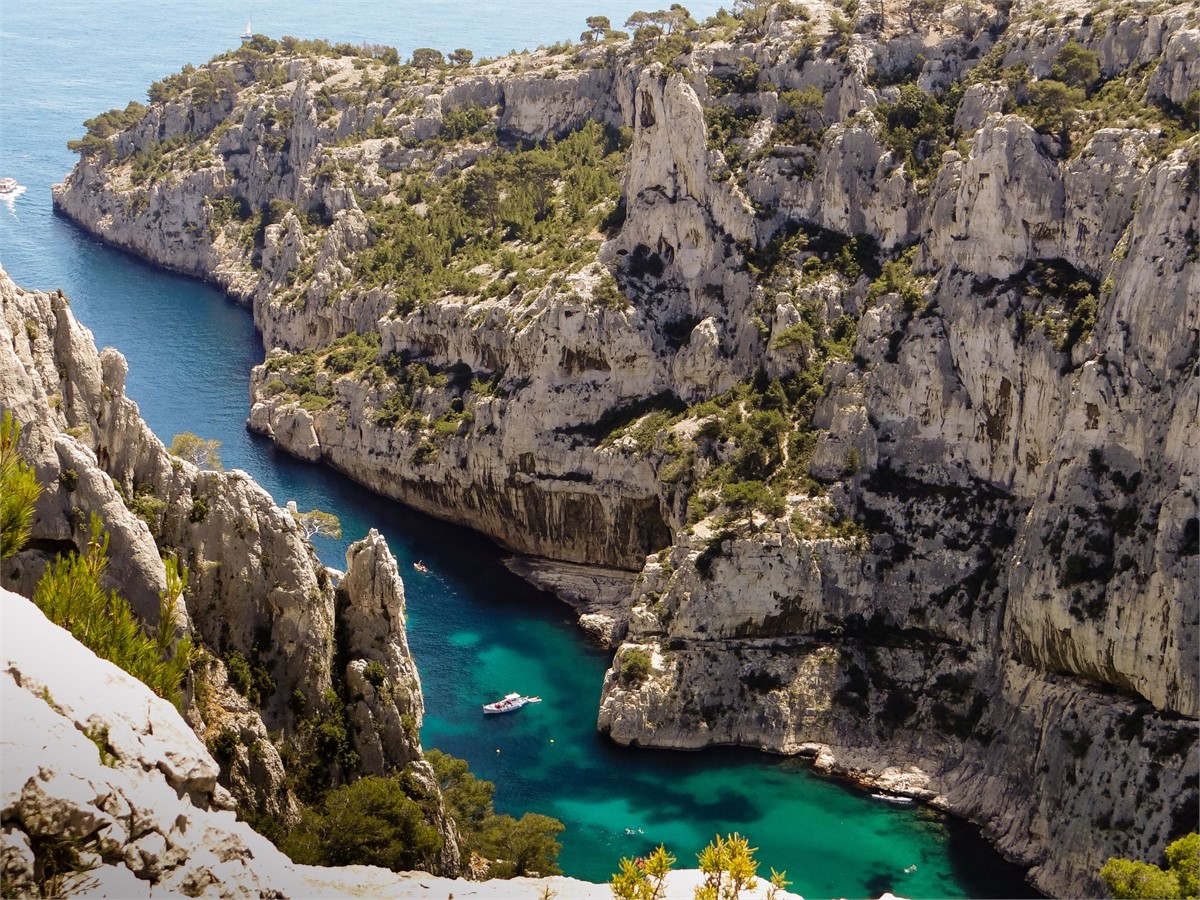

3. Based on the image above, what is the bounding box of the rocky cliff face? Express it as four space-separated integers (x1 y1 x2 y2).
0 268 459 871
50 1 1199 896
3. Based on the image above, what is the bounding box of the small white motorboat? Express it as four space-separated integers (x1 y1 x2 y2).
870 792 914 804
482 692 542 715
0 178 19 194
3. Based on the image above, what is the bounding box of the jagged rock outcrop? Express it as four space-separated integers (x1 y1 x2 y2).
338 530 425 773
5 588 790 899
0 268 459 870
47 2 1200 896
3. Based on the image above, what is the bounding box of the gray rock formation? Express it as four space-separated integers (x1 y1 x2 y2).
0 269 459 869
47 2 1200 895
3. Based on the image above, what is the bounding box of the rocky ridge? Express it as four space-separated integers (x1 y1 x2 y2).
49 1 1200 896
0 268 460 872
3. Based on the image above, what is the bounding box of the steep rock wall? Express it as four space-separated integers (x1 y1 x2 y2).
0 269 459 868
46 3 1200 896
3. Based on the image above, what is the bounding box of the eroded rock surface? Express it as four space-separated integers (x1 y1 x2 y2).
48 2 1200 895
0 269 459 870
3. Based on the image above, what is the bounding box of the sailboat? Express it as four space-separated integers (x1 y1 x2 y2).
240 19 253 40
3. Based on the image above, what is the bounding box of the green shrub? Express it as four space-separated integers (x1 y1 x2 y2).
477 812 565 878
1 412 41 558
189 497 210 523
619 648 653 686
874 83 951 179
211 727 239 760
772 321 814 351
322 332 380 375
721 480 786 518
33 516 193 708
350 120 625 310
363 660 388 688
281 775 444 872
209 195 248 227
867 250 923 309
169 432 224 470
442 104 491 140
1051 42 1101 94
58 468 79 492
412 440 439 465
126 483 166 535
225 648 275 706
65 133 112 159
372 391 414 428
1024 79 1085 140
300 393 333 412
1101 832 1198 899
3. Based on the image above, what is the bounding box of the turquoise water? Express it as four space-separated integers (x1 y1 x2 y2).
0 4 1037 897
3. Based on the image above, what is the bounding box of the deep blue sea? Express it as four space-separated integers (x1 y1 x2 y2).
0 3 1036 896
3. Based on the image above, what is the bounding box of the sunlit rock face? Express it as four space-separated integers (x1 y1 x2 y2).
0 270 460 868
49 1 1200 894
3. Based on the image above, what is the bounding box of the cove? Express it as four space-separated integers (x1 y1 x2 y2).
9 247 1039 898
0 3 1037 897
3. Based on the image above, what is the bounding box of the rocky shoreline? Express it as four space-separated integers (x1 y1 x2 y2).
3 584 806 899
47 1 1200 894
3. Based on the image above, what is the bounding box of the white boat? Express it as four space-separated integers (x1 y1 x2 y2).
241 19 253 40
482 692 542 715
870 793 914 804
0 178 19 194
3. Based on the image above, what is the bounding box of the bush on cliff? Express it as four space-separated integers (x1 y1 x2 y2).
619 647 654 685
0 411 40 559
33 514 194 709
426 748 565 877
1101 832 1199 899
169 431 224 470
352 119 627 311
65 101 147 158
281 775 443 872
874 83 953 179
5 411 193 709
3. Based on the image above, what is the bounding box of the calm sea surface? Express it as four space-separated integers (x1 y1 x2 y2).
0 3 1036 896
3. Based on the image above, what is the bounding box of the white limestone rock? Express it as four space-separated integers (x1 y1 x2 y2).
41 8 1200 896
953 81 1007 132
925 115 1063 280
500 68 620 140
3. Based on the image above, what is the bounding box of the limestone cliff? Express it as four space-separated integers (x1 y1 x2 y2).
49 1 1199 895
0 268 459 871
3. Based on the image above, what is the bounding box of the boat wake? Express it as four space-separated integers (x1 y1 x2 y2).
870 793 914 804
1 180 26 212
